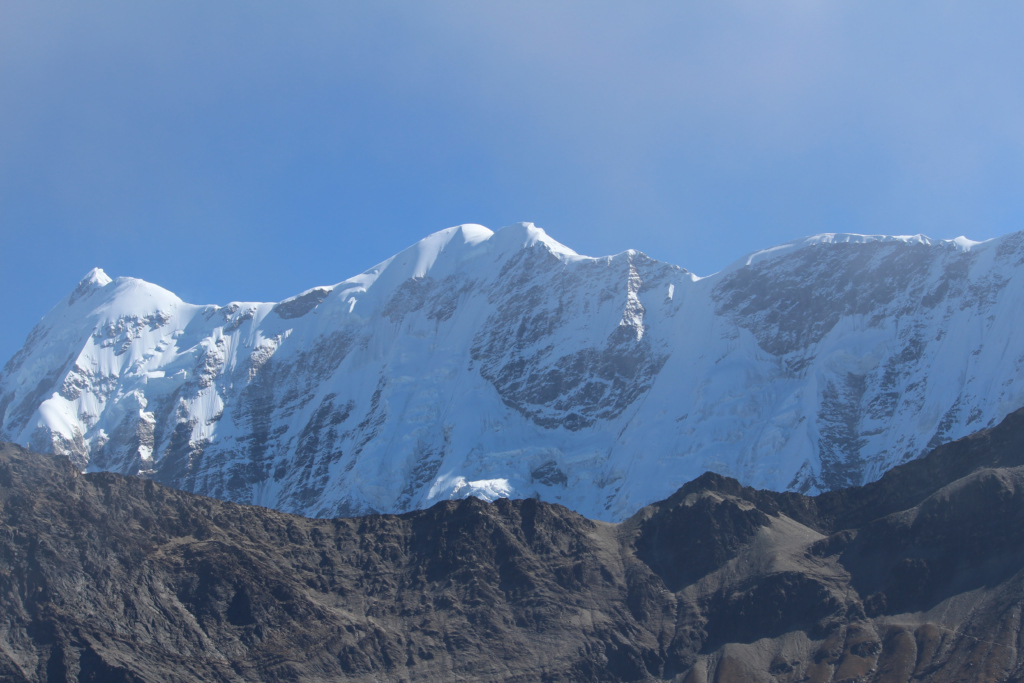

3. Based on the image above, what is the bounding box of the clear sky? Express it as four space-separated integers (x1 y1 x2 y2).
2 2 1024 363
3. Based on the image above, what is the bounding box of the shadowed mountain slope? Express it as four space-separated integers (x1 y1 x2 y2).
5 409 1024 680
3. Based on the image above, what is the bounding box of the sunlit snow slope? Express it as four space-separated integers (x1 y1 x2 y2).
3 223 1024 521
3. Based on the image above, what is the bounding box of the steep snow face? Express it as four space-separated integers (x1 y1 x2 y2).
3 223 1024 521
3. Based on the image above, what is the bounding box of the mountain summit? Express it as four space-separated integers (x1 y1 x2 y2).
2 224 1023 520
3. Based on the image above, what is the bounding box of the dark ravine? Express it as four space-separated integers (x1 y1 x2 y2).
5 409 1024 681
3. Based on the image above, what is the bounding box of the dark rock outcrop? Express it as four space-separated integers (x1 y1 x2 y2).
6 408 1024 680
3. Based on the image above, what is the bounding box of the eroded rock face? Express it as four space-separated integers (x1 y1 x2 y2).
5 408 1024 681
4 224 1024 520
711 236 1022 491
472 249 671 430
712 241 961 356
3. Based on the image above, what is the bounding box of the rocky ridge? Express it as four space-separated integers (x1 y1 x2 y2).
3 224 1024 520
5 406 1024 680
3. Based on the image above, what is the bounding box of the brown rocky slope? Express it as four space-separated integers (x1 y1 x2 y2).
5 409 1024 681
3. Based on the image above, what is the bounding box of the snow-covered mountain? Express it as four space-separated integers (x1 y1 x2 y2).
3 223 1023 521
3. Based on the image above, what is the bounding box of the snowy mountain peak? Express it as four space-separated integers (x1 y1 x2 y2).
323 223 583 319
735 231 992 271
4 224 1024 521
67 267 112 306
489 222 580 259
352 223 496 290
95 277 185 318
79 267 112 288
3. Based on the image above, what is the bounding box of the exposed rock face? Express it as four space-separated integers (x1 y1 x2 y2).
6 408 1024 681
471 248 671 431
3 224 1024 520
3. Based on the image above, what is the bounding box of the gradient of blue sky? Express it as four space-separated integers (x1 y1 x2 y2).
2 2 1024 362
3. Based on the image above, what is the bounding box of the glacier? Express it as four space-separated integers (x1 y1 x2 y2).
2 222 1024 521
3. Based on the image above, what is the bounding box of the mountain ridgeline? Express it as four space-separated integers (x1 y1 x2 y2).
5 407 1024 681
3 223 1024 520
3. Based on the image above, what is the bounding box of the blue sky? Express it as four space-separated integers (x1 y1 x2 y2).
2 2 1024 363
